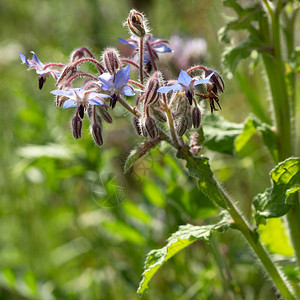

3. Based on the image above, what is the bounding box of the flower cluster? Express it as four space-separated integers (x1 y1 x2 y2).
20 9 224 153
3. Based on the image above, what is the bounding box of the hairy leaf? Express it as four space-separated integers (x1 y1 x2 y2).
222 38 270 74
137 214 231 295
177 150 227 208
220 2 263 43
253 158 300 218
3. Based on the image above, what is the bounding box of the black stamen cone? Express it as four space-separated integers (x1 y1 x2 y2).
38 76 46 90
186 91 193 105
78 105 85 119
110 94 118 109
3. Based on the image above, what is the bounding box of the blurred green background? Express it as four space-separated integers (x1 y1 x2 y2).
0 0 298 299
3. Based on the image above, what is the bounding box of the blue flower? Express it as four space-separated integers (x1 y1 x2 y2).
19 51 61 89
157 70 215 104
98 65 135 108
119 34 173 71
50 88 110 118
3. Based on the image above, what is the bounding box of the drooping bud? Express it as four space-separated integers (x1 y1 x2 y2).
102 48 122 74
99 106 113 123
71 114 82 139
151 107 167 123
56 64 77 86
90 123 103 147
132 116 142 136
144 72 162 106
176 117 188 136
192 106 201 128
87 106 102 124
126 9 147 38
145 116 158 139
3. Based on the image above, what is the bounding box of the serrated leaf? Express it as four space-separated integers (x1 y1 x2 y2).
177 150 227 208
235 114 278 161
202 114 244 155
137 215 231 295
220 2 263 43
253 158 300 218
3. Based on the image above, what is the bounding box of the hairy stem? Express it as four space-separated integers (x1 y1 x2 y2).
139 37 144 85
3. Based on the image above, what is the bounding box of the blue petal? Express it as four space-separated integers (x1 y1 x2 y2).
89 98 105 106
177 70 192 87
193 71 215 86
118 37 136 49
115 65 130 89
154 44 173 53
19 52 29 65
62 99 78 109
30 51 43 65
122 85 135 96
98 73 113 90
89 92 111 99
157 84 180 93
50 89 74 97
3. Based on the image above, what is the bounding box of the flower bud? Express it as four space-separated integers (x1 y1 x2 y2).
102 48 122 74
71 114 82 139
176 117 188 136
151 107 167 123
90 123 103 147
145 116 158 139
56 64 77 86
144 72 162 106
132 116 142 136
192 106 201 128
99 106 113 123
126 9 147 37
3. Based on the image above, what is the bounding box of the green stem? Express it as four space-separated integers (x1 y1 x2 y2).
260 1 300 268
179 152 297 299
139 37 144 85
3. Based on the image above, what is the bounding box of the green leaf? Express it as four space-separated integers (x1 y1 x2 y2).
202 114 244 155
222 37 269 74
177 150 227 208
143 180 166 207
253 158 300 218
234 114 278 161
220 2 263 43
259 218 294 256
137 214 231 295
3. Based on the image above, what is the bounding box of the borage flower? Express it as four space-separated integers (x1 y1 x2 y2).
157 70 215 105
19 51 62 89
119 34 173 71
50 88 110 118
98 65 135 108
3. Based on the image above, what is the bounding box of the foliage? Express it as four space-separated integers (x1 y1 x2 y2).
1 0 300 299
